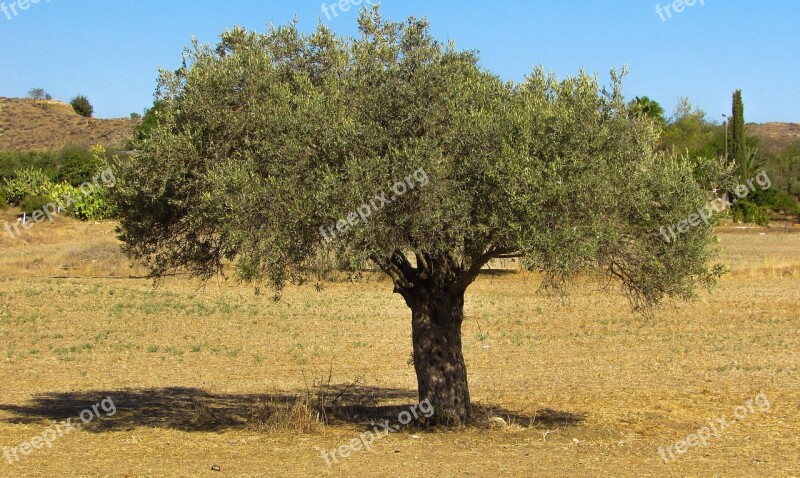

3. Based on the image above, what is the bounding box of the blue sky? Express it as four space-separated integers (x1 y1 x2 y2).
1 0 797 122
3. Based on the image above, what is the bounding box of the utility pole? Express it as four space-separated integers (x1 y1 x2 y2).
721 113 731 204
722 114 728 161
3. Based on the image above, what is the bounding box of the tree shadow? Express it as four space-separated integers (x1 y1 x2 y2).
473 404 585 429
0 386 584 433
478 269 520 277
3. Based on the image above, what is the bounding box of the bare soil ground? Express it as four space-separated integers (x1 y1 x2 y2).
0 214 798 477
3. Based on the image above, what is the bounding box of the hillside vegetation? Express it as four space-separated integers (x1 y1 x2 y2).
0 97 134 151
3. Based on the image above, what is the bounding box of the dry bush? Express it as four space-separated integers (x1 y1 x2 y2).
247 398 321 434
245 371 369 433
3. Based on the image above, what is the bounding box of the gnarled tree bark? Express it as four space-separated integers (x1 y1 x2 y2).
372 249 492 425
408 284 470 424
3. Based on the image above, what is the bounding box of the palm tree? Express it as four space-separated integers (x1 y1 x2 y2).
629 96 666 128
737 146 766 181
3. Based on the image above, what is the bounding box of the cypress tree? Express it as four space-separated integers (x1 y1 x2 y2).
728 90 746 166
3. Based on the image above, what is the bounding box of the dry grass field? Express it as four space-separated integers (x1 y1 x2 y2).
0 211 798 477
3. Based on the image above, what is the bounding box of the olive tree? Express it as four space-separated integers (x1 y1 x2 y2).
114 9 729 425
28 88 49 102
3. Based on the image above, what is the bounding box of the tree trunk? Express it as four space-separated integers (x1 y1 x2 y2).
373 250 483 426
408 286 471 425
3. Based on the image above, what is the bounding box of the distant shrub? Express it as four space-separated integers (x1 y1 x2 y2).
2 167 53 204
127 100 167 149
0 145 115 219
730 200 770 226
0 189 7 210
48 183 76 212
748 188 800 216
19 195 52 214
0 150 60 181
771 190 800 217
0 146 105 184
73 187 115 220
50 182 114 221
70 95 94 118
55 149 100 186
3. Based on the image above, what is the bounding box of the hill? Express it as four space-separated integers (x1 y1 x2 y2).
0 97 134 151
1 95 796 155
747 122 800 152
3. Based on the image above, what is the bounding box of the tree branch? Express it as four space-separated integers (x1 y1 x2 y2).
415 251 432 280
370 252 415 295
391 249 417 285
455 245 516 291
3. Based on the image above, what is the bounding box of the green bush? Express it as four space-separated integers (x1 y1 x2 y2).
19 195 53 214
765 139 800 196
55 149 100 186
0 146 99 183
49 182 115 221
743 185 800 219
772 190 800 217
49 183 76 214
2 167 53 204
730 200 770 226
0 150 60 181
70 95 94 118
0 189 7 210
127 100 167 149
74 188 115 220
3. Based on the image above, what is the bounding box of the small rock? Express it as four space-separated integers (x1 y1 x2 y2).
488 416 507 427
211 465 221 472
